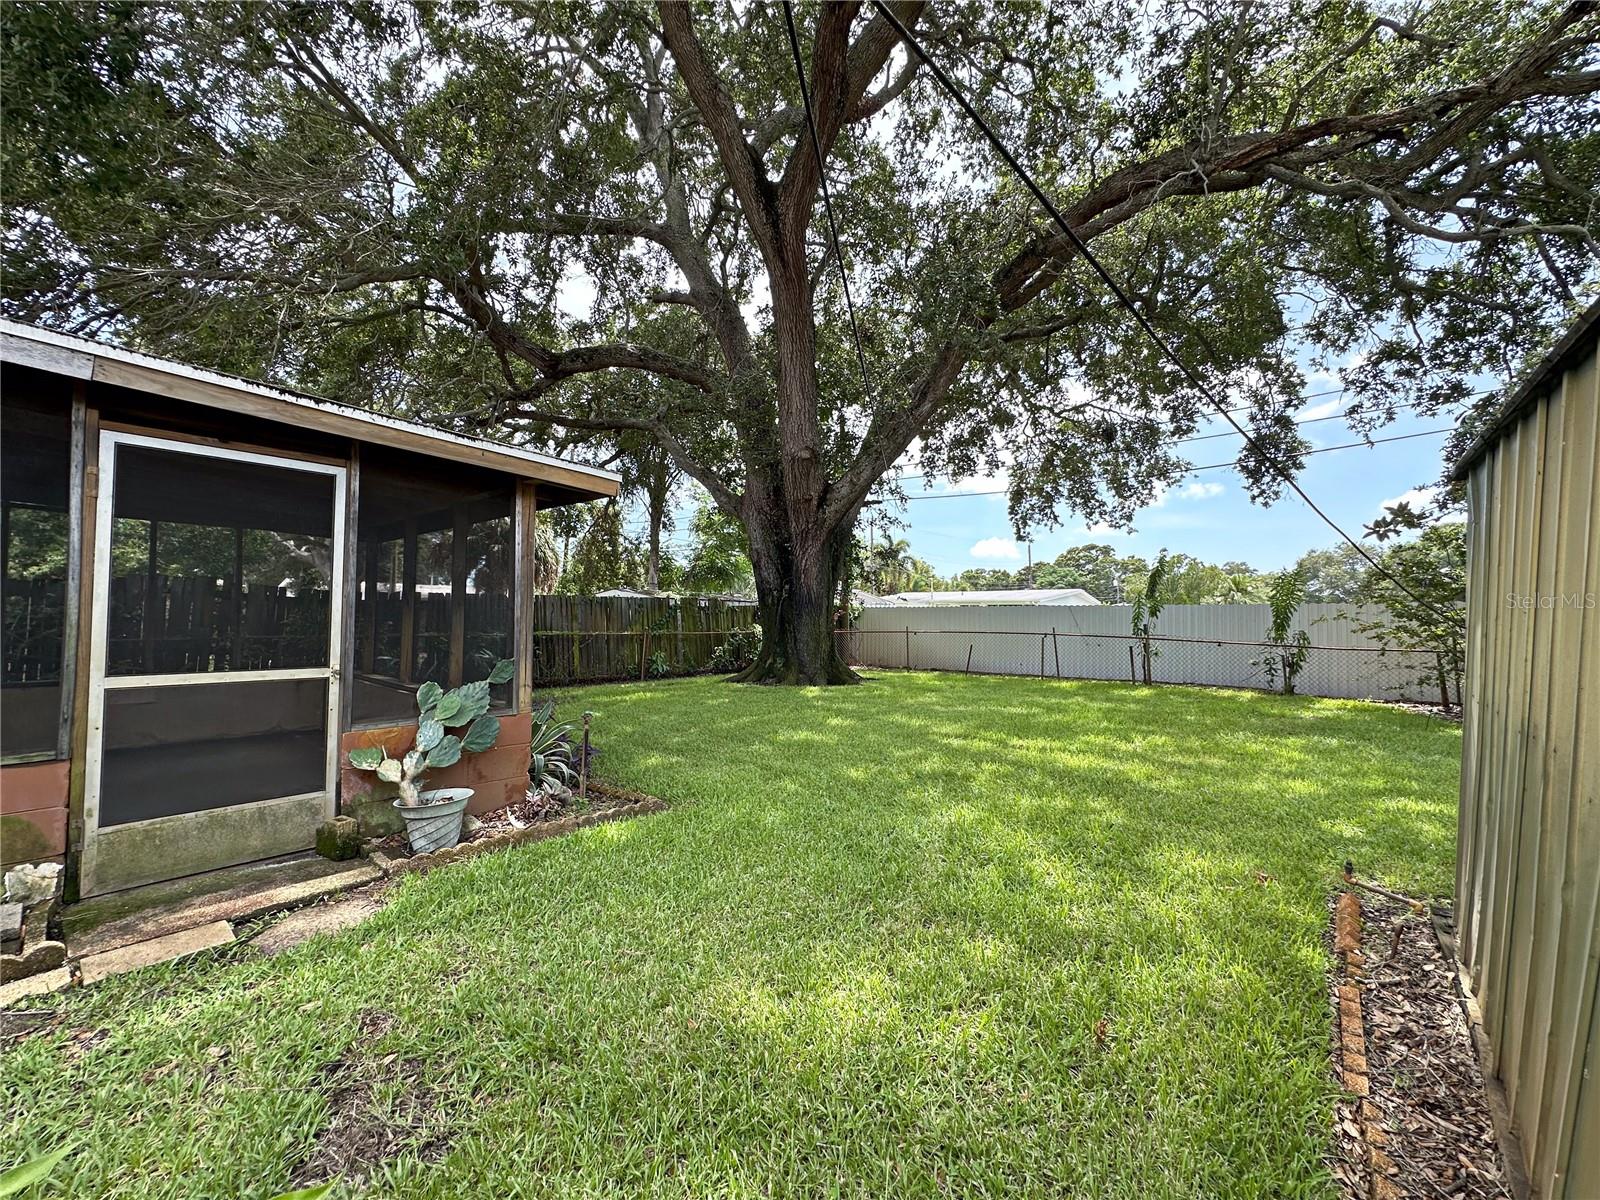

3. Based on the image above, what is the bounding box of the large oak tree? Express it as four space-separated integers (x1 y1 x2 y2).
4 0 1597 681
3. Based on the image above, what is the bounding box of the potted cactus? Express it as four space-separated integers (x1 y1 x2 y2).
347 658 515 854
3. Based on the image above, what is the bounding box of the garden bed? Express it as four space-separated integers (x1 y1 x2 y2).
1329 889 1509 1200
370 780 667 877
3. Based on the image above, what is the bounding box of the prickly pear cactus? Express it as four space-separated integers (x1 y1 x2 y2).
347 659 515 805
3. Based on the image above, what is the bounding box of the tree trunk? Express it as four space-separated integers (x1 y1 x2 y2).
731 502 858 685
647 504 662 592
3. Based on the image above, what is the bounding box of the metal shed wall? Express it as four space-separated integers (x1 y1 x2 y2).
1456 330 1598 1200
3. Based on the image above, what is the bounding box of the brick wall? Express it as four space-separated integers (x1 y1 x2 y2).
1 759 69 868
338 711 533 834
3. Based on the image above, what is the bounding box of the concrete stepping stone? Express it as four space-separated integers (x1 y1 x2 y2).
77 921 235 986
66 855 381 959
251 894 382 956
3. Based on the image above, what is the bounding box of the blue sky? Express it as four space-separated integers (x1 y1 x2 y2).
878 393 1463 577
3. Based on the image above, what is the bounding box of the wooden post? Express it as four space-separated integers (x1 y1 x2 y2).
143 518 159 671
1436 653 1451 710
448 504 468 687
965 644 973 674
399 518 417 683
640 625 650 681
905 627 911 670
1040 635 1046 678
230 525 245 670
64 392 97 900
1052 626 1061 678
1128 644 1137 683
514 481 538 714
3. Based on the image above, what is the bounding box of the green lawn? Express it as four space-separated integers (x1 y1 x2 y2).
3 673 1460 1199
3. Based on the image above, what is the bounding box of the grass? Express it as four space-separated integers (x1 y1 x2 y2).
2 673 1460 1198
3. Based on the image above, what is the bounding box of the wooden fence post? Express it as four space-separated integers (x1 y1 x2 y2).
640 625 650 681
1128 644 1137 683
1052 626 1061 678
905 626 911 670
965 644 973 674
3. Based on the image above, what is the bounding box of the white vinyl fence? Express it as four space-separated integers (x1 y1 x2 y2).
843 603 1456 705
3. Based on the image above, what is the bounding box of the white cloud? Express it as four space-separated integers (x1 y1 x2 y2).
1378 486 1437 512
1180 481 1225 500
935 470 1010 497
1298 398 1345 421
1378 486 1467 526
970 537 1023 560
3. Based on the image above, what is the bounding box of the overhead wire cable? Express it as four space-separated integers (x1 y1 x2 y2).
783 1 875 412
889 427 1456 498
868 1 1459 620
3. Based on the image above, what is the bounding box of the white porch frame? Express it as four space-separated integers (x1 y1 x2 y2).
82 430 347 895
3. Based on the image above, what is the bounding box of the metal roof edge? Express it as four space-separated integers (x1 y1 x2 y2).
0 319 621 487
1449 298 1600 482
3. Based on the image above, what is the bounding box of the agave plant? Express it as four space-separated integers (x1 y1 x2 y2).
348 659 515 806
528 700 579 799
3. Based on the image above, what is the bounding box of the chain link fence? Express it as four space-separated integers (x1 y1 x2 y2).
837 626 1457 706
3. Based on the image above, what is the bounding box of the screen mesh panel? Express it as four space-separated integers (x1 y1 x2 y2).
100 677 328 825
106 446 335 676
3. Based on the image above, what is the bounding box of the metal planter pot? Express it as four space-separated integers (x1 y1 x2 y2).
394 788 474 855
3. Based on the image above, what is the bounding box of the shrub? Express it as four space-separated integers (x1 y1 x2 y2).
708 624 761 674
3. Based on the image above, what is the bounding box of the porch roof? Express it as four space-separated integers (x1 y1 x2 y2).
0 320 620 501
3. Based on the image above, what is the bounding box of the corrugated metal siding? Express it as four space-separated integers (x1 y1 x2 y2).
851 602 1449 701
1457 334 1598 1200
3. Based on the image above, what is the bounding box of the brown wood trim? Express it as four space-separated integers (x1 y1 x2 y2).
92 357 618 495
339 445 361 733
65 398 99 899
399 519 417 684
515 481 538 713
448 503 468 686
96 419 348 466
59 384 87 758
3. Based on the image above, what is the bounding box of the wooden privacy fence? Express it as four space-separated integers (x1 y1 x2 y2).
530 595 756 685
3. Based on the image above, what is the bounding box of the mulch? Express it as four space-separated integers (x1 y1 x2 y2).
1329 891 1509 1200
374 779 663 861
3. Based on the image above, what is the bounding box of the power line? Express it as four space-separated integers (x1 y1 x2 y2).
886 390 1478 485
870 1 1456 621
889 427 1453 499
783 2 875 409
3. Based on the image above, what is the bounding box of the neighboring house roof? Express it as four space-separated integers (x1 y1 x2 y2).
0 319 620 497
1450 297 1600 482
853 588 906 607
873 588 1102 607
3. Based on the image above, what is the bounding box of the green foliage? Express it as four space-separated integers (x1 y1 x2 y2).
1353 524 1467 707
556 500 648 596
528 700 578 796
677 501 755 597
1293 544 1371 603
425 735 462 770
708 625 762 675
1130 551 1170 684
1257 569 1313 694
0 1145 72 1196
347 659 511 803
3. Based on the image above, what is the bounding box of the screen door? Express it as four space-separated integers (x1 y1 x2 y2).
82 432 345 895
